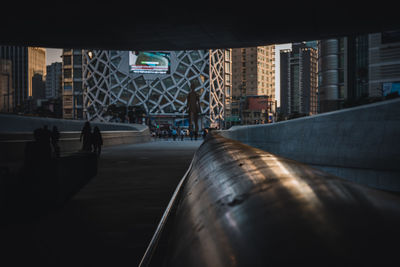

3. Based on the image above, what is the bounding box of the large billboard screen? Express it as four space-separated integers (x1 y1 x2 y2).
129 51 170 74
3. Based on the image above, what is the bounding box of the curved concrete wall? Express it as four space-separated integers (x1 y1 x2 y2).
0 114 150 161
0 114 146 132
220 98 400 191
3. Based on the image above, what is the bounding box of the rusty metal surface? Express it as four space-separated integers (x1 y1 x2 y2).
165 133 400 266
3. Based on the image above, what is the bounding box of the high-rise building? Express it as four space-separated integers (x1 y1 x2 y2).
318 31 400 113
232 46 275 98
317 38 346 112
318 36 371 113
348 35 369 102
62 49 83 119
280 42 318 116
31 73 46 110
0 59 13 112
28 47 46 97
0 46 46 111
369 30 400 97
45 62 62 99
0 46 27 110
231 46 275 124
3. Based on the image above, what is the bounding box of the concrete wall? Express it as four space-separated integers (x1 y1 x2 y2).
0 114 151 161
219 98 400 191
0 114 146 132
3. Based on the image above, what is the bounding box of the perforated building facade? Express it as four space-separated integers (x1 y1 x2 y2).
82 49 231 128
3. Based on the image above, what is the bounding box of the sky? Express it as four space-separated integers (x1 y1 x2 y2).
46 48 62 65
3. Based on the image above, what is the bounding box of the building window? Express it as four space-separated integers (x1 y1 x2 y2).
73 68 82 79
64 69 72 79
73 55 82 65
64 96 73 106
225 74 231 84
74 82 82 92
64 82 72 90
225 62 231 72
63 55 71 66
75 95 83 106
339 70 344 83
339 85 345 99
226 86 231 96
225 50 231 60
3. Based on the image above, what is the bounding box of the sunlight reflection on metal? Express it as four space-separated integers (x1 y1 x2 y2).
166 135 400 266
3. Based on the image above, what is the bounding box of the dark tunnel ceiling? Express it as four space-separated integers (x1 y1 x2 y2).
2 2 400 51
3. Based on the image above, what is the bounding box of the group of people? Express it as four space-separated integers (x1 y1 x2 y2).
152 127 208 141
80 121 103 155
25 125 60 163
24 122 103 168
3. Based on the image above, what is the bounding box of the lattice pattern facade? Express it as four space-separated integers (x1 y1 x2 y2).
82 49 231 127
209 49 226 124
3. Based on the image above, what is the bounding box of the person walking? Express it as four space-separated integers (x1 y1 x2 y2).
180 129 185 141
92 126 103 156
189 129 194 141
177 126 181 141
172 128 177 141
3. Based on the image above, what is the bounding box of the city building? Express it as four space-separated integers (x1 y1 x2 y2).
32 73 45 101
230 46 275 124
348 35 369 102
280 42 318 117
82 49 231 129
62 49 83 119
369 30 400 98
0 59 13 112
45 62 62 99
317 38 346 112
0 46 46 111
28 47 46 98
318 36 370 112
241 95 276 125
318 31 400 113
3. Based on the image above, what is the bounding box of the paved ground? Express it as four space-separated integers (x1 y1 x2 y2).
1 139 202 267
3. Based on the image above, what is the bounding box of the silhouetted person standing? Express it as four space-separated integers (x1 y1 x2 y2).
186 83 201 139
92 126 103 156
80 121 92 151
43 125 52 145
51 126 60 158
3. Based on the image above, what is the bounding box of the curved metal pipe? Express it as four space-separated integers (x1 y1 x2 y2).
164 133 400 266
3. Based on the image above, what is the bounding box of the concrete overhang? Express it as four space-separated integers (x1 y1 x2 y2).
2 2 400 50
